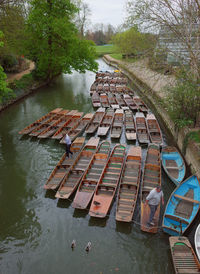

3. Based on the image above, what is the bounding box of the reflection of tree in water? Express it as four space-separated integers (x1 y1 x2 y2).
73 93 93 113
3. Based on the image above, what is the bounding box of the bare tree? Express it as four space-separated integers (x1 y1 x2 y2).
73 0 91 38
126 0 200 79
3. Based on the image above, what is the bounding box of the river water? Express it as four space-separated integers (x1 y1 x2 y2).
0 58 193 273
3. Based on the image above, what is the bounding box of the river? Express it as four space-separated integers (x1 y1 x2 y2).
0 58 194 273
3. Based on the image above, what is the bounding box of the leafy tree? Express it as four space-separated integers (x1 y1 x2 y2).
112 26 156 55
24 0 98 81
0 31 13 104
166 72 200 128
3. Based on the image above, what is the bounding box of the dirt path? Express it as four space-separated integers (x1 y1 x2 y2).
6 61 35 83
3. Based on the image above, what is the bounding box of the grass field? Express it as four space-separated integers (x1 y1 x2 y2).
95 44 120 57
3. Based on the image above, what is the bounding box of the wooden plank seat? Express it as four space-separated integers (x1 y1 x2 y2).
143 175 159 183
122 180 138 186
117 205 133 211
118 199 135 206
124 170 139 176
101 182 116 188
164 214 189 224
142 186 154 192
109 163 122 168
119 193 135 199
174 194 200 204
145 169 159 176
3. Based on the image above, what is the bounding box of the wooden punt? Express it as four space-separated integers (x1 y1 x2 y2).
124 110 136 141
161 146 186 186
115 94 126 107
110 109 124 139
89 144 126 218
72 141 111 209
135 112 149 144
97 108 114 136
51 110 79 140
107 92 117 105
110 83 116 93
162 175 200 236
85 108 105 134
146 113 163 146
19 108 63 135
169 236 200 274
97 83 104 93
123 94 138 112
100 93 109 108
140 143 161 233
133 96 149 113
60 113 94 143
44 137 85 190
116 84 125 93
195 223 200 262
55 137 100 199
92 92 101 108
103 83 110 92
37 110 70 138
116 146 142 222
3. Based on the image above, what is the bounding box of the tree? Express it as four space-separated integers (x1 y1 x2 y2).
0 31 13 104
126 0 200 79
73 0 91 38
24 0 98 81
112 26 156 55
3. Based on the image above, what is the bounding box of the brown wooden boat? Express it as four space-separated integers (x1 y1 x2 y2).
110 109 124 139
89 144 126 218
19 108 63 135
37 110 70 138
103 83 110 92
55 137 100 199
135 112 149 144
115 94 126 107
51 110 79 140
85 108 105 134
107 92 117 105
133 96 148 113
110 83 116 93
52 111 83 141
146 113 163 146
97 83 104 93
97 108 114 136
169 236 200 274
124 110 136 141
44 137 85 190
116 146 142 222
92 92 101 108
60 113 93 144
90 82 97 94
140 143 161 233
72 141 111 209
123 94 138 112
100 93 109 108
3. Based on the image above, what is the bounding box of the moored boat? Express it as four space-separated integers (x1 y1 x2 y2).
124 110 136 141
89 144 126 218
60 113 94 143
169 236 200 274
140 143 161 233
123 94 138 112
44 137 85 190
161 146 186 186
146 113 163 146
92 92 101 108
133 96 148 113
85 108 105 134
110 109 124 139
97 108 114 137
51 110 79 140
100 93 109 108
116 146 142 222
19 108 63 135
135 112 149 144
162 175 200 236
55 137 100 199
72 141 111 209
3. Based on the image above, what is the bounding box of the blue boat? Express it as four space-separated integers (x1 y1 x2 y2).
161 146 186 186
162 175 200 236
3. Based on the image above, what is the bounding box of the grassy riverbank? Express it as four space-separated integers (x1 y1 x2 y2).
95 44 122 60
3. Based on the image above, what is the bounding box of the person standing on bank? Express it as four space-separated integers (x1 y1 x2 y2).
145 185 164 226
63 133 73 158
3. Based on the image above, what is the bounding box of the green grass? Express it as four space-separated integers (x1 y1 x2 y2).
95 44 119 57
